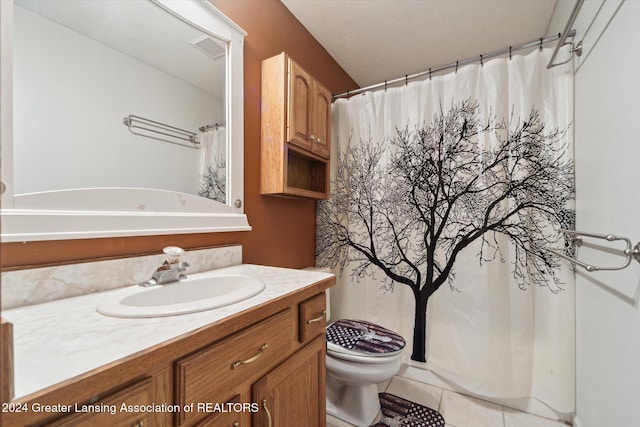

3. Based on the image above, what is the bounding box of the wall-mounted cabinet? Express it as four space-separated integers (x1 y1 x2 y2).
261 52 331 199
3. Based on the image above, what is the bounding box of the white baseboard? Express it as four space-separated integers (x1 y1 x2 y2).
398 363 573 424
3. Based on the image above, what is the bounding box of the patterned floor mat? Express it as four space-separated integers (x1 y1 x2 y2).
371 392 445 427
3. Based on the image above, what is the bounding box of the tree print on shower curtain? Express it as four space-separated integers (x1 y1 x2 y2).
199 159 226 204
317 98 575 362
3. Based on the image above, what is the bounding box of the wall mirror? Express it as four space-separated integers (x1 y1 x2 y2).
0 0 250 242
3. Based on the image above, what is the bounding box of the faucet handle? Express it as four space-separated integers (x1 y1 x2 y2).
163 246 185 264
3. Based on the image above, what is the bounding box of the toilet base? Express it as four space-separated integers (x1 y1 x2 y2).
326 375 380 426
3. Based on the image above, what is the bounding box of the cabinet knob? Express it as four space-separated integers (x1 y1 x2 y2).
132 421 145 427
310 134 316 142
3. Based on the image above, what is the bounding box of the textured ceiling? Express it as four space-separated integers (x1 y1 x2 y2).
281 0 558 88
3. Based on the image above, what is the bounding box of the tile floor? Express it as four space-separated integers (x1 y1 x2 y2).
326 375 570 427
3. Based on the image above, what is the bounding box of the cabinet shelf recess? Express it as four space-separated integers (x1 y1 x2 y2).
286 150 327 198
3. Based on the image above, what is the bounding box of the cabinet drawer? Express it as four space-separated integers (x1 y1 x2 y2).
299 293 326 343
195 394 248 427
176 309 292 426
48 378 153 427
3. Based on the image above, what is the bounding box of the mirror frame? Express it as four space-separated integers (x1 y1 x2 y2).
0 0 250 242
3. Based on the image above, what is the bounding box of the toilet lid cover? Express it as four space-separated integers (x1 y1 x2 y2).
326 319 405 356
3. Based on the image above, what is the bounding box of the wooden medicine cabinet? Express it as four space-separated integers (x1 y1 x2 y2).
261 52 331 199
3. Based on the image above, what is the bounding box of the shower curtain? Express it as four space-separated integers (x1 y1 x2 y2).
317 47 575 412
198 127 226 203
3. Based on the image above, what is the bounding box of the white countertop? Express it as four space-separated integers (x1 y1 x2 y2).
2 264 333 399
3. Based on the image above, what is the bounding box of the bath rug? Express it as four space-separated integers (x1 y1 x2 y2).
371 392 445 427
326 319 406 355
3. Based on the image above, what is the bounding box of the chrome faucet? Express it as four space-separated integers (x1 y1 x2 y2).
140 246 190 287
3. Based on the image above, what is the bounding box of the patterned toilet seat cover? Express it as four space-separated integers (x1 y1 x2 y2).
326 319 405 356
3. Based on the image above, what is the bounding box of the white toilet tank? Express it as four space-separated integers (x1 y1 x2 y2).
302 267 331 321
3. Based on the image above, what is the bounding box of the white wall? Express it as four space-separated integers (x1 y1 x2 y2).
548 1 640 426
13 5 224 195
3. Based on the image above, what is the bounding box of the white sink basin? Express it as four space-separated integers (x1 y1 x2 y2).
97 272 265 318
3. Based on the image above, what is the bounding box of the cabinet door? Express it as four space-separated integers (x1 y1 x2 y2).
287 61 313 151
252 336 325 427
310 82 331 159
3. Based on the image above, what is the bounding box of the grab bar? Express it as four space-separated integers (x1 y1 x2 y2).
548 229 640 272
123 114 200 148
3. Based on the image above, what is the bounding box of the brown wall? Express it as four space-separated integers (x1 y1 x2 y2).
0 0 358 271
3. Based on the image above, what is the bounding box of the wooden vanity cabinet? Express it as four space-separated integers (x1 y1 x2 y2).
261 52 331 199
1 282 332 427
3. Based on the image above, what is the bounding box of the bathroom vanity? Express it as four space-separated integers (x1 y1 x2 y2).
0 265 333 427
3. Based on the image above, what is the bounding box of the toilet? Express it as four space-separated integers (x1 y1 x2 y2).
304 267 406 426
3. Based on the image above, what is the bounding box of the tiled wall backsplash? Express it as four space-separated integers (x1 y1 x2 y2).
1 245 242 310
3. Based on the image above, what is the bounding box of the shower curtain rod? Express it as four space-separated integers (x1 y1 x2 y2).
333 30 576 100
547 0 584 70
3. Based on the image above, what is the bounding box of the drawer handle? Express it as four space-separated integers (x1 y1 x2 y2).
262 399 273 427
232 343 268 369
307 310 326 325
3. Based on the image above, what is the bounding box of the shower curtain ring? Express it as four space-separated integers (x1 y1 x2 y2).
480 55 483 66
455 61 459 73
509 46 512 60
429 68 432 80
539 38 543 50
385 80 387 92
405 75 408 86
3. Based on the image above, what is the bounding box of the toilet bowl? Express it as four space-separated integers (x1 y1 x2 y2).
325 319 405 426
302 267 406 426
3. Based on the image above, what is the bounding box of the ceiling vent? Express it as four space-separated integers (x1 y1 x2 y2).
191 35 225 61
